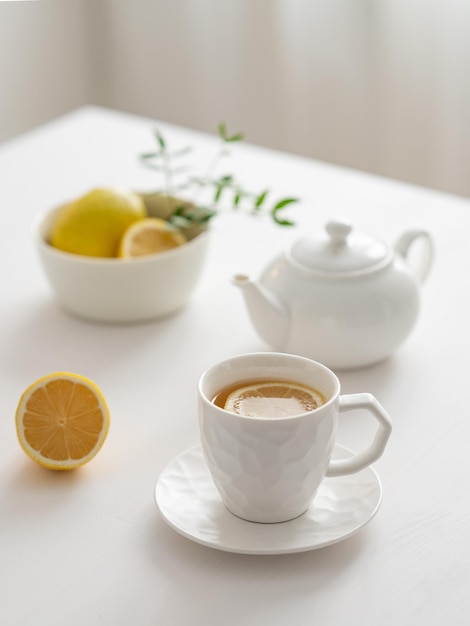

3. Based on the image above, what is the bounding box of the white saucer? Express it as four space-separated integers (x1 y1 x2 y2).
155 444 382 555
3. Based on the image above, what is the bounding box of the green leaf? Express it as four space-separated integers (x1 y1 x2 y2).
199 210 217 223
217 122 228 140
219 174 234 184
169 215 193 228
272 197 299 210
254 189 269 209
172 205 186 217
234 191 243 207
271 197 298 227
272 214 295 227
154 130 166 150
169 146 193 158
217 122 243 143
226 132 244 142
214 184 224 203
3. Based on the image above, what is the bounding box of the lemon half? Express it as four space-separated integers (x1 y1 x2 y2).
16 372 110 470
118 217 186 258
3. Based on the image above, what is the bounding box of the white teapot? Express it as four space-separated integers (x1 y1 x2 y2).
233 219 434 369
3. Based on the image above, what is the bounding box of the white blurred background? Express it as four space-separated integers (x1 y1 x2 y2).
1 0 469 197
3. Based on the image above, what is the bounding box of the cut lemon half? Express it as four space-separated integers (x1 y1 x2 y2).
224 380 326 418
118 217 186 258
15 372 110 470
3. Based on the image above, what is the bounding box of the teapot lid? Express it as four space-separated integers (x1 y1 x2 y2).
288 219 391 275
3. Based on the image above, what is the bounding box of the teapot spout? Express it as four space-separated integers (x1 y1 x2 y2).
232 274 289 349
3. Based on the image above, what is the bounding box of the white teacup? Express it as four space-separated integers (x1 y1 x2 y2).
198 352 392 523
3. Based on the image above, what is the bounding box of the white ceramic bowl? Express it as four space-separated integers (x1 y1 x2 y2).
35 206 209 323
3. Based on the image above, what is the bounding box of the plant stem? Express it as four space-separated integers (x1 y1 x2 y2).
192 138 227 204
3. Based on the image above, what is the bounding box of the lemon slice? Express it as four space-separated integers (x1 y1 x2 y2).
224 381 325 418
16 372 110 470
118 217 186 258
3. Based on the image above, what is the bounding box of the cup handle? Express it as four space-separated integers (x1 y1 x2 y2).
326 393 392 477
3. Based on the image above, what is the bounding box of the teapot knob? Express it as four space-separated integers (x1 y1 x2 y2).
326 219 352 247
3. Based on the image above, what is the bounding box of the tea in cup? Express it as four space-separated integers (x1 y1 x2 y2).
198 352 392 523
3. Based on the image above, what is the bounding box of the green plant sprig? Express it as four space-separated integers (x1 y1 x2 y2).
140 123 299 227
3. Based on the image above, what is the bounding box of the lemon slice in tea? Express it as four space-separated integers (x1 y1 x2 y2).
224 380 325 418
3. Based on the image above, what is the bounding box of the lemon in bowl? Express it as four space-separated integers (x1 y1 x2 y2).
50 188 146 257
35 188 209 323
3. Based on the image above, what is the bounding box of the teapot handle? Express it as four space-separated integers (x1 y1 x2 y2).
394 230 434 283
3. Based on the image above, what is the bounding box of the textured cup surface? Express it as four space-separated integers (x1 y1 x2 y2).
198 353 340 523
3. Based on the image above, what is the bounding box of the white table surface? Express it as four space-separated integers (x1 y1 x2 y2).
1 106 469 626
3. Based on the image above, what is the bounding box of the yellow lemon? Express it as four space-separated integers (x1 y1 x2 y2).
15 372 110 470
224 381 326 418
118 217 186 258
50 188 146 257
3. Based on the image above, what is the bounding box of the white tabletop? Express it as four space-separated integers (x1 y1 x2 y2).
1 106 469 625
